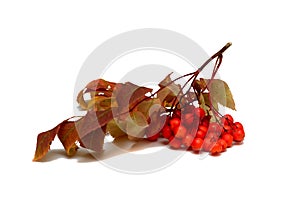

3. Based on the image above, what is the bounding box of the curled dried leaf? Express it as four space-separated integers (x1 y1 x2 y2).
157 73 182 107
33 124 60 161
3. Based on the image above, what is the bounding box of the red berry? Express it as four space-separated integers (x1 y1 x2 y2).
233 129 245 142
196 129 206 139
173 109 181 118
195 107 205 119
222 134 233 147
198 125 208 133
201 116 210 127
222 114 234 125
168 135 174 143
218 139 227 152
161 125 172 139
234 122 244 130
201 139 213 152
184 105 195 113
210 142 222 154
174 125 187 139
169 117 181 132
206 131 218 141
191 138 204 151
164 116 171 126
183 113 194 125
169 138 182 149
208 122 222 135
222 125 233 135
183 134 195 147
146 132 160 141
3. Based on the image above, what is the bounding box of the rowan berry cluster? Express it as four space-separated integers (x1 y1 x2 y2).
147 105 245 155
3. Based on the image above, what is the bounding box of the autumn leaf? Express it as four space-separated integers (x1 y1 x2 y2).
146 107 166 138
192 78 207 92
206 79 236 110
79 128 105 152
57 121 79 156
33 117 81 161
125 111 148 140
135 98 162 119
193 78 236 110
33 109 114 161
76 109 113 139
77 79 116 110
84 78 116 93
33 123 61 161
77 90 88 110
106 119 127 139
87 96 117 111
157 73 182 107
202 93 219 111
113 82 152 114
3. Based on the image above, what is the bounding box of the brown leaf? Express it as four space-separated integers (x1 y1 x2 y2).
75 109 113 151
146 108 166 138
34 109 113 160
33 123 61 161
77 90 88 110
157 73 182 107
79 128 105 152
33 118 81 161
113 82 152 114
76 109 113 139
57 121 79 156
77 79 116 110
192 78 207 92
84 79 116 93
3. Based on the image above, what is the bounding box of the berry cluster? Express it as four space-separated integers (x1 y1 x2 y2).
146 105 245 155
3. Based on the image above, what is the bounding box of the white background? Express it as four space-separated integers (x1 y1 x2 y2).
1 0 299 199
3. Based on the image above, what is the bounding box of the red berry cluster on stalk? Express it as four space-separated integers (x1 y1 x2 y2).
146 105 245 155
33 42 246 162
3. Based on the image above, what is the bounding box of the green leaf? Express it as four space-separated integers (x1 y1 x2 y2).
206 79 236 110
202 93 219 111
199 93 212 112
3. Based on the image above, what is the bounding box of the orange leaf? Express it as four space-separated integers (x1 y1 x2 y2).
57 121 79 156
33 121 64 161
